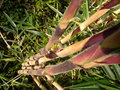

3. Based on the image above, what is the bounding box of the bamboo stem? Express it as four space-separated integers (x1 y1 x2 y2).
45 75 64 90
41 0 84 55
32 76 47 90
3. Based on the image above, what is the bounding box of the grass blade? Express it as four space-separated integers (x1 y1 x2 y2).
3 12 16 28
47 4 63 16
102 65 116 80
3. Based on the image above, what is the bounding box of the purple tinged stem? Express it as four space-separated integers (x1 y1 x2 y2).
44 0 84 53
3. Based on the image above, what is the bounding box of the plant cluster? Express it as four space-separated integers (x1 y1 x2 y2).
0 0 120 90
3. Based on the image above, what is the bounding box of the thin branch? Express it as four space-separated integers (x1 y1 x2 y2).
0 32 11 49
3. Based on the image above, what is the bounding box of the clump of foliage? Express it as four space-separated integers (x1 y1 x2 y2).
0 0 120 90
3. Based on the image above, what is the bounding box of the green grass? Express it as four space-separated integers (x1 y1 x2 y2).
0 0 120 89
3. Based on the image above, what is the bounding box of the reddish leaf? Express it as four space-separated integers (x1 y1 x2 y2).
83 54 120 68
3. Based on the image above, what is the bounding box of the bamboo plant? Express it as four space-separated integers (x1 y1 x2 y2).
18 0 120 89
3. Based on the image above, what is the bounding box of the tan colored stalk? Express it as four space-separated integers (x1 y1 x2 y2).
114 9 120 14
32 76 47 90
46 75 64 90
21 72 64 90
0 32 11 49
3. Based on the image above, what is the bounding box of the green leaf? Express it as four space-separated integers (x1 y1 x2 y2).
0 26 16 34
102 65 116 80
113 64 120 81
26 30 46 37
23 26 36 30
0 74 9 81
85 0 89 19
19 36 26 46
68 86 101 90
23 9 29 22
67 80 101 90
1 57 17 61
47 4 63 16
99 84 119 90
3 12 16 28
12 81 32 87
